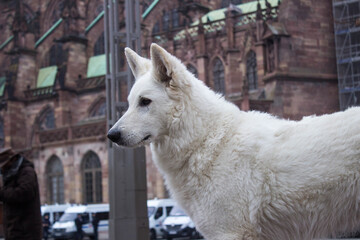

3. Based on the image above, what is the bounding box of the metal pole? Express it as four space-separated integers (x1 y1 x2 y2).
105 0 149 239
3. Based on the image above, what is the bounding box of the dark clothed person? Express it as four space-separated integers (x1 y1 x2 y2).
75 213 84 240
92 213 100 240
0 148 42 240
42 214 51 240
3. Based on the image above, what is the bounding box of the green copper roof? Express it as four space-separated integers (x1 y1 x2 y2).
174 0 279 41
35 18 63 48
0 77 6 97
142 0 160 19
193 0 279 25
85 10 105 34
87 54 106 78
0 35 14 50
37 66 58 87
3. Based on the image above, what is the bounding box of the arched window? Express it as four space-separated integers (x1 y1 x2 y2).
39 107 56 130
246 51 258 90
82 151 102 204
187 64 198 78
94 33 105 56
89 99 106 118
221 0 242 8
212 58 225 94
46 155 64 204
162 11 170 31
0 118 4 148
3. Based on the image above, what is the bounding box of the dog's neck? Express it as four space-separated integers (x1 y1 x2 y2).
151 79 239 176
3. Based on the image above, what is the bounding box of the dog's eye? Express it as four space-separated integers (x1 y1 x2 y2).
139 97 152 107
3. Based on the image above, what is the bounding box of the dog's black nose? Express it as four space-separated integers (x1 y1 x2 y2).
107 129 121 143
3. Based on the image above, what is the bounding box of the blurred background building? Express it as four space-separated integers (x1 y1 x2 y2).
0 0 357 205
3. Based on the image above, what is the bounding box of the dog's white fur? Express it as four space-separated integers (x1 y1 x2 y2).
108 43 360 240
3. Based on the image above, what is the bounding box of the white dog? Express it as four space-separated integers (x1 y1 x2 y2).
107 43 360 240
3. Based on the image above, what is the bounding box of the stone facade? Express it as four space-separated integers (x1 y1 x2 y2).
0 0 339 205
0 0 112 205
143 0 339 119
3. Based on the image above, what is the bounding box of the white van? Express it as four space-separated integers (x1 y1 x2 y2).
82 204 109 239
161 205 203 239
41 203 72 225
52 203 109 239
148 198 175 239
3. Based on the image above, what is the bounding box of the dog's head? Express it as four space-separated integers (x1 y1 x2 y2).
107 43 193 147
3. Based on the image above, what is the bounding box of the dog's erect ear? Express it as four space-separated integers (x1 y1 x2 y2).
150 43 174 84
124 48 151 79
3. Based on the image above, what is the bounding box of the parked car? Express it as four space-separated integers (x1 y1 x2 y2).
161 205 203 240
148 198 175 239
52 204 109 239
